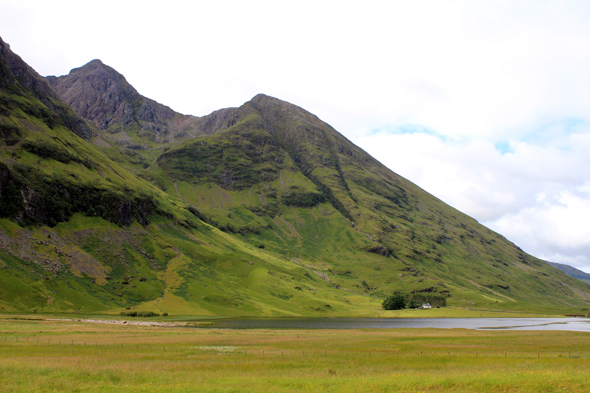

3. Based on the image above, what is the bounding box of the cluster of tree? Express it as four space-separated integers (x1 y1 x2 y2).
382 291 447 310
119 311 168 317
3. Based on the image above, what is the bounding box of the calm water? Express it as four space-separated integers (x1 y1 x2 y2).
203 317 590 332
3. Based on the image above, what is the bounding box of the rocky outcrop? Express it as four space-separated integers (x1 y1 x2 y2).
47 60 175 134
198 107 239 135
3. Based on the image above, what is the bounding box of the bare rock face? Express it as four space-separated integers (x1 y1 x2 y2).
44 58 246 145
47 59 175 134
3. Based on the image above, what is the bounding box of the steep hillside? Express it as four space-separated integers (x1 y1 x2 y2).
1 37 590 316
154 94 590 312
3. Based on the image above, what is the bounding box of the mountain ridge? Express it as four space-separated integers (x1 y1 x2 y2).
1 37 589 316
547 261 590 282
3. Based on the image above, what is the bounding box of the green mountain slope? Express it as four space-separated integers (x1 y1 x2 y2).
0 38 374 316
1 36 589 316
153 94 590 312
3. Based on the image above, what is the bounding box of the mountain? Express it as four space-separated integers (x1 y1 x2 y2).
1 37 589 316
47 60 177 138
547 262 590 284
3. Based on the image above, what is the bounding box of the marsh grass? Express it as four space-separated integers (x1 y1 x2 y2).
1 318 590 392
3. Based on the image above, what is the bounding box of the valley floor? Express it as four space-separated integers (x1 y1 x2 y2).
1 316 590 392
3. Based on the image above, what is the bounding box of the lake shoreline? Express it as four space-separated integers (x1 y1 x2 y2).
35 316 590 332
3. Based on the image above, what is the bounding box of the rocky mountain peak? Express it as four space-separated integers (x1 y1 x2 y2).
47 59 175 133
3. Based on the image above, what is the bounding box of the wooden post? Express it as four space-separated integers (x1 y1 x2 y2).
262 349 264 357
396 349 398 357
448 350 450 356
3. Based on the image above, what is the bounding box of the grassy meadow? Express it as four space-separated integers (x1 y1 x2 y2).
1 316 590 392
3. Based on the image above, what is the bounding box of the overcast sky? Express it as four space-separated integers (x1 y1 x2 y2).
2 0 590 272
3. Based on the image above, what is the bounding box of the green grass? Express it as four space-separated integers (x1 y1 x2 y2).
0 317 589 392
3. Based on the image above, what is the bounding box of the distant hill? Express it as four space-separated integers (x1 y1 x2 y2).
547 262 590 283
1 35 590 316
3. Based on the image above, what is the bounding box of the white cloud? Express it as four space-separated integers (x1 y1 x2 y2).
353 129 590 271
490 185 590 268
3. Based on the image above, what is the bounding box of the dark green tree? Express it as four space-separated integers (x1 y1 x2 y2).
382 291 406 310
407 297 420 309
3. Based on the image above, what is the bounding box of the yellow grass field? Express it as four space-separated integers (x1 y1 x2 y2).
1 316 589 392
